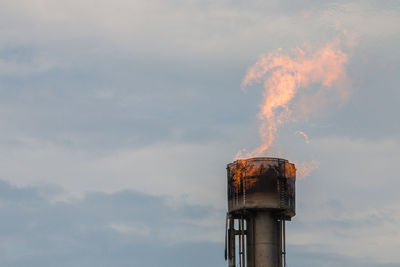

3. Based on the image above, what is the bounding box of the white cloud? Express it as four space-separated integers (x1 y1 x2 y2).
0 136 231 207
0 50 55 76
0 0 398 265
285 136 400 263
0 0 398 66
108 222 150 236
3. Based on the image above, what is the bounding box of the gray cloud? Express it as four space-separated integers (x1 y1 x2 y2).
0 179 397 267
0 0 399 265
0 179 225 266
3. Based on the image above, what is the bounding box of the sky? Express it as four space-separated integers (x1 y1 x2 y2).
0 0 399 266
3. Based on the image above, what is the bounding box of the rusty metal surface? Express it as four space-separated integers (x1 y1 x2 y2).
227 157 296 219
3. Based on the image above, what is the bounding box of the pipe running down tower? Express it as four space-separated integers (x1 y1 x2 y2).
225 157 296 267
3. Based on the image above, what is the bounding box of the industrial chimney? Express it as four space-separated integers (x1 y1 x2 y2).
224 157 296 267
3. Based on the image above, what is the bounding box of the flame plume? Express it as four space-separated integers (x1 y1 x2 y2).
239 41 349 158
296 160 320 179
296 130 310 144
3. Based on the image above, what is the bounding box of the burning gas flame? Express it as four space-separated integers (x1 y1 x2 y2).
296 130 310 144
229 159 296 189
296 160 320 179
238 41 350 158
229 159 259 190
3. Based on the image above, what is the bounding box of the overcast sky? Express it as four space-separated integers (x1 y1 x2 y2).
0 0 399 266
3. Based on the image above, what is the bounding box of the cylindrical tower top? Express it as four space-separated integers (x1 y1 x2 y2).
227 157 296 219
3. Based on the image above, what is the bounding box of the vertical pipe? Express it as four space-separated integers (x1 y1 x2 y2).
228 217 236 267
283 219 286 267
241 217 246 267
239 219 242 267
278 217 282 267
253 211 280 267
225 213 228 261
246 217 255 267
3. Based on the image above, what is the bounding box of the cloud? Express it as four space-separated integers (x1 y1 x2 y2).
0 0 398 266
0 51 54 76
287 244 400 267
282 137 400 263
0 137 234 206
0 179 225 266
0 178 397 266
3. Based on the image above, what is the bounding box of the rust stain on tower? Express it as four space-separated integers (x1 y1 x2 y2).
225 157 296 267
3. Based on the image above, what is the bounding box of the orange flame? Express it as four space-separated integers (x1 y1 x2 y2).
296 130 310 144
229 160 260 190
295 160 320 179
239 41 349 158
229 159 296 190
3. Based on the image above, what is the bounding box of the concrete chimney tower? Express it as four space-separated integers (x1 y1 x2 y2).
225 157 296 267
